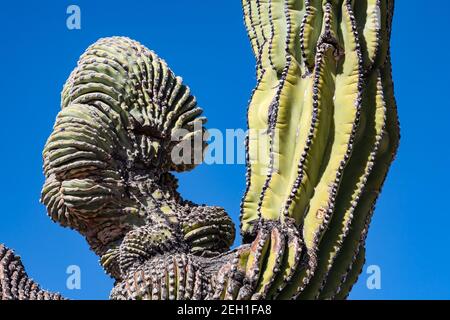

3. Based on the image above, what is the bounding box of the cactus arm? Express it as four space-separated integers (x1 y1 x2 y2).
332 244 366 299
315 0 398 295
257 2 301 224
240 0 288 235
241 1 307 236
0 245 64 300
241 0 336 237
261 2 343 230
0 0 399 300
266 226 304 298
240 0 265 236
274 1 363 298
300 1 398 299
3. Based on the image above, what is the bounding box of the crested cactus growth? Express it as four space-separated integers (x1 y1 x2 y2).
0 0 398 300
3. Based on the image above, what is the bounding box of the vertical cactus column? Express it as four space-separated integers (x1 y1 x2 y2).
238 0 399 299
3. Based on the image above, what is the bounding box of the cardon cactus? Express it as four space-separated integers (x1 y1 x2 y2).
40 37 236 283
239 0 399 299
0 0 398 300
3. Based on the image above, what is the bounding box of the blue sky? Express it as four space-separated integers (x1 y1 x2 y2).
0 1 448 300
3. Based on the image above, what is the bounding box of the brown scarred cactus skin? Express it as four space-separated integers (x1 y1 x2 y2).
0 245 64 300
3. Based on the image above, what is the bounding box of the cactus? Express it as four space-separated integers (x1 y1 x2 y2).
0 0 398 300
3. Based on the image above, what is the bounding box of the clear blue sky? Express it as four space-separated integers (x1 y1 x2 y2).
0 1 448 300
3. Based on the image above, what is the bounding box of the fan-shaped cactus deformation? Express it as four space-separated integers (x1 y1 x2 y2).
237 0 399 299
40 37 235 284
0 0 398 300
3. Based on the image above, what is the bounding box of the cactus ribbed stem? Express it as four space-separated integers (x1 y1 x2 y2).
0 245 64 300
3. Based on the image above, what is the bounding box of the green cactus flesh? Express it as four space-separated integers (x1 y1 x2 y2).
240 0 399 299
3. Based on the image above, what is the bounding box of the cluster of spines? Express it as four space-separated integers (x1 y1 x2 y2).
117 223 181 277
210 250 244 300
210 221 310 300
6 0 398 301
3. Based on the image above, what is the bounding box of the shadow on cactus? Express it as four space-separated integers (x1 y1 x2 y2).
0 0 399 300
